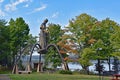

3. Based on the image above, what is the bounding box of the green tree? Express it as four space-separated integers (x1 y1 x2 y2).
8 17 30 65
47 23 64 44
79 48 95 74
45 23 64 68
91 18 120 72
20 34 37 55
109 20 120 58
0 19 10 67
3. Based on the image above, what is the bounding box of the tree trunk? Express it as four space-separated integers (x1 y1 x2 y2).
108 57 111 72
98 59 101 76
113 57 119 74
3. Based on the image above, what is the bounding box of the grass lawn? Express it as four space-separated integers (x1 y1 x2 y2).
9 73 111 80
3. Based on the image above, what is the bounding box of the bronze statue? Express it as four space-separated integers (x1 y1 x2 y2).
40 19 48 49
12 19 69 74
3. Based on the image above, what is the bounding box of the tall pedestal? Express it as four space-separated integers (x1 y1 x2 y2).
37 62 43 72
12 64 18 74
63 62 69 70
25 63 31 72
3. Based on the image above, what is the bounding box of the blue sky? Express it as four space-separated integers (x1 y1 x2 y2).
0 0 120 36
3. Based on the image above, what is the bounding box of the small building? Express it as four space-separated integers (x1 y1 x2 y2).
21 54 45 69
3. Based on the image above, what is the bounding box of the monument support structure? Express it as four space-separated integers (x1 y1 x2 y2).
36 19 69 72
12 64 18 74
12 19 69 74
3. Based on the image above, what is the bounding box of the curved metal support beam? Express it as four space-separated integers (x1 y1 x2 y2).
15 44 33 64
46 44 69 70
46 44 64 64
29 43 42 63
12 44 34 74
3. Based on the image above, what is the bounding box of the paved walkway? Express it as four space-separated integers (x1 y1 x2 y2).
0 74 11 80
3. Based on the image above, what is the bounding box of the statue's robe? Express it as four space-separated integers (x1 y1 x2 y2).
40 23 47 49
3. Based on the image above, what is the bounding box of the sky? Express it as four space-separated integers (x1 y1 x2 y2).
0 0 120 36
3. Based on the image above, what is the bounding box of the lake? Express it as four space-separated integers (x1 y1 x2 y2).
21 55 120 73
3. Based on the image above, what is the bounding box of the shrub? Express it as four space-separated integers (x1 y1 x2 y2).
59 70 73 75
79 69 88 74
0 65 11 74
79 69 96 75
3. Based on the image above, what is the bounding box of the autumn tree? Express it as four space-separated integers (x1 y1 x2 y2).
66 13 120 74
57 33 79 61
66 13 98 72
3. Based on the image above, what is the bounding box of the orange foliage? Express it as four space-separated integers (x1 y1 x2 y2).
59 50 66 54
57 40 67 46
57 35 78 55
62 35 70 39
63 45 72 50
57 41 62 45
70 49 78 54
69 40 74 44
88 38 96 44
64 57 69 61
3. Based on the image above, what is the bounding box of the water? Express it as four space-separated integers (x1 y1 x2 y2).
68 61 114 72
21 54 119 73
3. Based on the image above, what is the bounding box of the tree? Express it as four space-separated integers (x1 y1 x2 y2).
8 17 30 65
47 23 64 44
89 18 120 74
110 21 120 58
108 19 120 73
20 34 37 55
0 18 37 69
0 19 10 66
64 13 120 74
66 13 98 72
44 23 64 68
79 48 95 74
111 29 120 73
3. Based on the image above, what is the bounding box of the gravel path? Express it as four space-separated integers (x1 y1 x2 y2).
0 74 11 80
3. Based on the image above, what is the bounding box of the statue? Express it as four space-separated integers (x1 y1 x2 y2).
12 19 69 74
40 19 48 49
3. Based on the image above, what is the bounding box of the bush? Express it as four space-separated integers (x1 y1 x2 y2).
79 69 96 75
79 69 88 74
0 65 11 74
59 70 73 75
0 65 7 71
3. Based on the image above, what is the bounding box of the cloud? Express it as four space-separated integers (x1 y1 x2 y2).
28 4 47 14
23 4 29 7
0 0 4 3
34 4 47 12
0 9 5 16
51 12 59 18
5 0 30 11
23 0 33 8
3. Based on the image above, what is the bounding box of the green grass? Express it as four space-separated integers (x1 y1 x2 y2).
0 70 11 74
9 73 111 80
